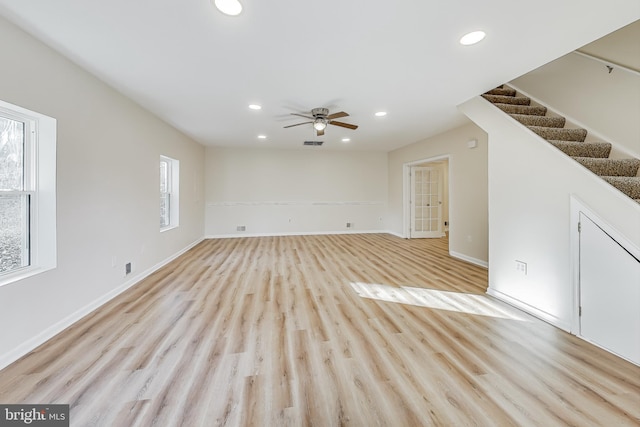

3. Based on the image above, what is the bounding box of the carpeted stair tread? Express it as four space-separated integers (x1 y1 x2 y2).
528 126 587 142
548 140 612 158
572 157 640 177
510 114 566 128
486 88 516 96
602 177 640 199
482 94 531 105
493 103 548 116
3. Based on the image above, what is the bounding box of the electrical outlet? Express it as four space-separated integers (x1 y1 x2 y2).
125 262 132 275
515 260 527 275
346 222 352 228
236 225 246 231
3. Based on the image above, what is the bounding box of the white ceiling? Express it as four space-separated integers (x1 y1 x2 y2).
0 0 638 151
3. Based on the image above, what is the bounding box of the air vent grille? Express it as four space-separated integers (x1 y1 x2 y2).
303 141 324 146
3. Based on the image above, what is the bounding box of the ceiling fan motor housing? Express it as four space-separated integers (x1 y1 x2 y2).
311 107 329 117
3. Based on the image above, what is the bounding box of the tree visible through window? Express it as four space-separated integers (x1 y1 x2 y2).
0 115 30 274
160 155 179 230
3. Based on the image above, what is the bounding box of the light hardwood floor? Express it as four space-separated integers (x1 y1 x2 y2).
0 234 638 426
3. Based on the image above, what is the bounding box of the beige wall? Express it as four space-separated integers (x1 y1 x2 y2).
387 122 488 265
578 19 640 72
205 147 388 236
511 52 640 159
0 16 205 368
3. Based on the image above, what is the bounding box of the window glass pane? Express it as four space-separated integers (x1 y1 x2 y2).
0 116 25 191
160 160 168 193
0 194 29 274
160 193 170 228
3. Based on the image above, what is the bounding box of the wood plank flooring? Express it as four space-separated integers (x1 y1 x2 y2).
0 234 638 426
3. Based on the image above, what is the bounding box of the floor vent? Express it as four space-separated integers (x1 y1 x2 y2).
303 141 324 146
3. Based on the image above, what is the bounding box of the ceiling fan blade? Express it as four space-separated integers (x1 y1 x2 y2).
284 121 312 128
327 111 348 120
291 113 314 120
317 128 325 136
329 121 358 130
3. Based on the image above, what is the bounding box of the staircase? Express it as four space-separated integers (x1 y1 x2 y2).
482 86 640 203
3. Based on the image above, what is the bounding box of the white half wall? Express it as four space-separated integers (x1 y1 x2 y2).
205 147 388 236
460 95 640 331
0 16 205 368
387 122 488 265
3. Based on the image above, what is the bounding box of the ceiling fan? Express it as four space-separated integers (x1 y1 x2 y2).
284 107 358 136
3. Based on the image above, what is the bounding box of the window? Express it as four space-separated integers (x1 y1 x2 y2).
0 100 56 286
160 155 179 230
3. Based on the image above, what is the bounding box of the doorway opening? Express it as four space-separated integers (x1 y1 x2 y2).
403 155 450 241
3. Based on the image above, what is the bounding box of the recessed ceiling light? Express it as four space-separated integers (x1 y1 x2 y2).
257 135 267 139
248 104 262 110
375 111 387 117
460 30 486 46
341 138 351 143
214 0 242 16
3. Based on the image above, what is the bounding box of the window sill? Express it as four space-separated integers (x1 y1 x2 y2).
0 265 55 288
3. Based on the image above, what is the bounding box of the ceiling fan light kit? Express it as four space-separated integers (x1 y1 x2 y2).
313 118 327 131
284 107 358 137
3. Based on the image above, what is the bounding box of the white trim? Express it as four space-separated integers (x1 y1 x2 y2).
386 230 405 239
205 230 387 239
576 333 640 367
0 237 204 371
487 287 571 332
207 200 384 207
449 250 488 268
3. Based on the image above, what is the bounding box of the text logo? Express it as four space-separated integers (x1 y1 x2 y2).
0 405 69 426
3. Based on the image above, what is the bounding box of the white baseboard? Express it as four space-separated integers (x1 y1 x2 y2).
449 250 488 268
205 230 388 239
386 230 406 239
0 238 204 371
487 287 571 332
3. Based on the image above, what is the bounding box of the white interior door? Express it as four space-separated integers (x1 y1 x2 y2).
579 212 640 364
410 166 443 238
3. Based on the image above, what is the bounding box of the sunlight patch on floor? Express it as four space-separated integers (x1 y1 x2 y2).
349 282 529 321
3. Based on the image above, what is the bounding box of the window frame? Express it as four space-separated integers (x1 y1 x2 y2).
159 155 179 231
0 100 57 287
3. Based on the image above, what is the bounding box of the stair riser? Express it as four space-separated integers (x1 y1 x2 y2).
528 126 587 142
511 114 565 128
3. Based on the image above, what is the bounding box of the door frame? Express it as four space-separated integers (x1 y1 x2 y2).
403 155 451 239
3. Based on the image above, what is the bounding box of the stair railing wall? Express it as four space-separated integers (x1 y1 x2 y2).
510 51 640 162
